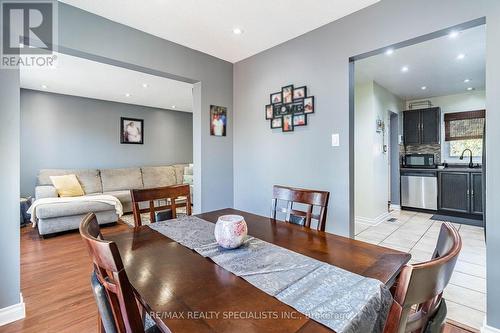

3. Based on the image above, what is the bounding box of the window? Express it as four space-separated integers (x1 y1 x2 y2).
449 139 483 157
444 110 485 158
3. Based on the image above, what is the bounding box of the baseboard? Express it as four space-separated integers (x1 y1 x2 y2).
482 318 500 333
390 204 401 211
355 211 392 226
0 294 25 326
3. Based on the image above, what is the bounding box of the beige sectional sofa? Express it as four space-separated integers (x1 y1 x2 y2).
34 164 191 236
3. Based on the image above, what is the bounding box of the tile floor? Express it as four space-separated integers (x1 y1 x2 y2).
355 210 486 330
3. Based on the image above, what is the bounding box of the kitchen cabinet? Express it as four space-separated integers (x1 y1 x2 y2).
439 172 469 213
403 107 440 145
438 171 483 215
471 173 483 215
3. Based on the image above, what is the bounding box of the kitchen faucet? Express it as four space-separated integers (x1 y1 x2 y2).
459 149 474 168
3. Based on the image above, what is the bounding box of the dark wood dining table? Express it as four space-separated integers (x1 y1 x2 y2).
107 208 411 333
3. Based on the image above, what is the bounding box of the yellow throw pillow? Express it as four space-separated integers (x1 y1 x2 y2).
50 174 85 197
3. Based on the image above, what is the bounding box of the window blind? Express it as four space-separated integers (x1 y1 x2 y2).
444 110 485 141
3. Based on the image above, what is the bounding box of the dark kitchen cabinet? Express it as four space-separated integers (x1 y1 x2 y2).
438 171 483 216
403 107 440 145
439 172 469 213
471 173 483 215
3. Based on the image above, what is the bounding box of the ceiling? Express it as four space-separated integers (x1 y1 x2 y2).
20 52 193 111
59 0 380 63
355 24 486 100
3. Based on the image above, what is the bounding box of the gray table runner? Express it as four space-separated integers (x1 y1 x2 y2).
148 216 392 333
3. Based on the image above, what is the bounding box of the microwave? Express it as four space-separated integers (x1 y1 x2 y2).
402 154 436 168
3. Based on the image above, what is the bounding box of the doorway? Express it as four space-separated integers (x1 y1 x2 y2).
350 19 487 330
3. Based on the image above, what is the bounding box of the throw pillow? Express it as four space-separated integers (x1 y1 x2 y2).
50 174 85 197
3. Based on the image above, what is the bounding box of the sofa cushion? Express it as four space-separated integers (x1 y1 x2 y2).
101 190 132 204
101 168 143 192
35 200 115 219
141 166 177 188
50 174 85 197
38 169 102 194
172 164 188 184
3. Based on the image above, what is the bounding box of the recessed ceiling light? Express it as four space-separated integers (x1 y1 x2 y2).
464 79 470 83
421 86 427 90
401 66 409 73
171 105 176 109
142 83 149 88
467 87 474 91
449 30 459 39
125 93 131 97
385 48 394 55
456 53 465 60
41 84 48 89
232 28 243 35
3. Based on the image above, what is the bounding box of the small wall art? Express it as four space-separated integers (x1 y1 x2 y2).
266 85 314 132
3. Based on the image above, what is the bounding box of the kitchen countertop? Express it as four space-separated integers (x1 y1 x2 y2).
400 167 482 172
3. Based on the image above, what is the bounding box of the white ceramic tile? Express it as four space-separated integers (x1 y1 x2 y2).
378 242 412 253
454 260 486 279
354 222 371 235
444 284 486 312
450 271 486 294
445 300 485 330
356 230 390 242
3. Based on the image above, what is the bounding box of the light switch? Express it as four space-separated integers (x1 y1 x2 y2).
331 134 340 147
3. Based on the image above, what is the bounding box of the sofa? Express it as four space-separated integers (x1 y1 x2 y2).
34 164 192 236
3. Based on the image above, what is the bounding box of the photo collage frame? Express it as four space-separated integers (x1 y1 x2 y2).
266 85 314 132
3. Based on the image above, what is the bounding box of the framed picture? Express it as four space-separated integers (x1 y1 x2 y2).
282 114 294 132
270 92 282 104
291 100 304 114
304 96 315 114
293 86 307 100
273 104 283 118
121 117 144 144
265 104 273 120
271 118 282 129
210 105 227 136
282 85 293 104
293 114 307 127
279 104 291 116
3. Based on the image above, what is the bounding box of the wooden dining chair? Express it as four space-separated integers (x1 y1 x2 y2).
80 213 160 333
271 185 330 231
130 184 192 227
383 222 462 333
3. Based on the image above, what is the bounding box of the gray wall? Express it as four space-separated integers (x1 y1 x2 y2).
0 67 21 309
233 0 500 328
390 113 400 205
20 89 193 197
57 3 234 213
1 1 233 313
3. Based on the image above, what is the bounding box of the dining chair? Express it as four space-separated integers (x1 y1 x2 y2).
80 213 160 333
383 222 462 333
271 185 330 231
130 184 192 227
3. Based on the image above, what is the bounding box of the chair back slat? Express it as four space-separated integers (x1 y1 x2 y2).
271 185 330 231
130 184 192 227
80 213 145 333
383 222 461 333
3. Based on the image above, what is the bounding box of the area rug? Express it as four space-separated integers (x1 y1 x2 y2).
120 207 187 227
430 214 483 227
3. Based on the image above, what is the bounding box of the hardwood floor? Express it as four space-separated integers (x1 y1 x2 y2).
2 222 478 333
2 223 129 333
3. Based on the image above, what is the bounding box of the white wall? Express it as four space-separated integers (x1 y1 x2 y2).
406 90 485 164
355 81 403 223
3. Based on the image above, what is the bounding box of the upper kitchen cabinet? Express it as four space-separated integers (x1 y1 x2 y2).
403 107 441 145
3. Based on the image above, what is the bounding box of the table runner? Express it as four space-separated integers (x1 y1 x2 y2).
148 216 392 333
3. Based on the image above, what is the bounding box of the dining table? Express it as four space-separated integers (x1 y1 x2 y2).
107 208 411 333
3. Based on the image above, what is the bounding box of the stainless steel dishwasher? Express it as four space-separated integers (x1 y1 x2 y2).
401 170 438 210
